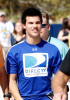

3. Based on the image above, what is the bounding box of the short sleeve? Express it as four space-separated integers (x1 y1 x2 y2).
5 51 18 74
52 48 62 74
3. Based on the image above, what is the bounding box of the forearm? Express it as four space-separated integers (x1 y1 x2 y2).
52 78 64 93
0 67 9 100
9 79 23 100
52 71 69 100
52 71 69 93
0 67 9 94
58 36 69 41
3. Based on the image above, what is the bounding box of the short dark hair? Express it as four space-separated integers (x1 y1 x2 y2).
21 7 42 24
42 12 49 24
62 18 69 29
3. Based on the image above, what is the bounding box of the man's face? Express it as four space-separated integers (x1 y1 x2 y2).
40 17 50 39
0 15 6 22
24 16 42 38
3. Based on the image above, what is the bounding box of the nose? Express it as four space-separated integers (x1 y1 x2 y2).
33 23 37 27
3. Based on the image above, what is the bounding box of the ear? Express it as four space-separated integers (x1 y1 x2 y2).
48 24 50 31
22 24 26 29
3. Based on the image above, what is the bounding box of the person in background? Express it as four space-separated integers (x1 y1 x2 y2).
0 11 14 59
11 21 26 45
52 49 70 100
40 12 69 100
58 17 70 46
5 7 61 100
40 12 69 61
0 42 10 100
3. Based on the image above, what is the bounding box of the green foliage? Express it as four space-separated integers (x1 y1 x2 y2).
0 0 70 23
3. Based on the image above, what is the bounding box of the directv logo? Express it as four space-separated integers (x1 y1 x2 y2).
25 68 46 73
23 53 48 77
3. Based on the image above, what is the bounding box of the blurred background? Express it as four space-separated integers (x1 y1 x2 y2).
0 0 70 100
0 0 70 23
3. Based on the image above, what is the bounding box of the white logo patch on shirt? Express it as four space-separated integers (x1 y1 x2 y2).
23 53 48 77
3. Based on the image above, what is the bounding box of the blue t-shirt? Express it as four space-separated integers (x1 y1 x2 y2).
6 39 61 99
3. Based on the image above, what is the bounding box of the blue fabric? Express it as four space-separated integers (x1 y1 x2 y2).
49 24 62 38
22 95 50 100
6 39 61 99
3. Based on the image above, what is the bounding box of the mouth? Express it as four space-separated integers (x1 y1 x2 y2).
33 29 38 33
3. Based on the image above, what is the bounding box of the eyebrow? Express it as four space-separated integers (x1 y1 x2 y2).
28 21 41 24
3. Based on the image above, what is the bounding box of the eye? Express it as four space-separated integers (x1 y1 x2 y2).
36 21 41 24
28 22 33 24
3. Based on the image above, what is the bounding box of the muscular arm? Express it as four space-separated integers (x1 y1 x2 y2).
58 31 69 41
0 67 9 100
9 74 23 100
0 43 9 100
52 71 70 100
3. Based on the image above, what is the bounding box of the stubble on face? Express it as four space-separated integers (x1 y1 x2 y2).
24 16 42 44
25 16 42 38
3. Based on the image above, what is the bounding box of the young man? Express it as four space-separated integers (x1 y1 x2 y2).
0 43 10 100
52 49 70 100
6 8 61 100
40 12 69 61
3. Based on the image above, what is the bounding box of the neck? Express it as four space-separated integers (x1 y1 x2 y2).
42 33 49 41
26 35 41 45
17 32 23 36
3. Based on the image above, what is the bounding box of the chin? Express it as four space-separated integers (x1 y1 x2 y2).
32 35 39 38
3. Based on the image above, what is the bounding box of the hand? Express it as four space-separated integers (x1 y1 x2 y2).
10 96 14 100
4 97 10 100
53 92 67 100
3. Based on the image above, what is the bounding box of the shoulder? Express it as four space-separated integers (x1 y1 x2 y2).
51 37 69 50
0 22 4 26
44 39 60 53
6 21 14 26
8 41 25 54
51 37 69 48
51 37 60 42
42 39 57 48
58 30 64 36
59 29 64 33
